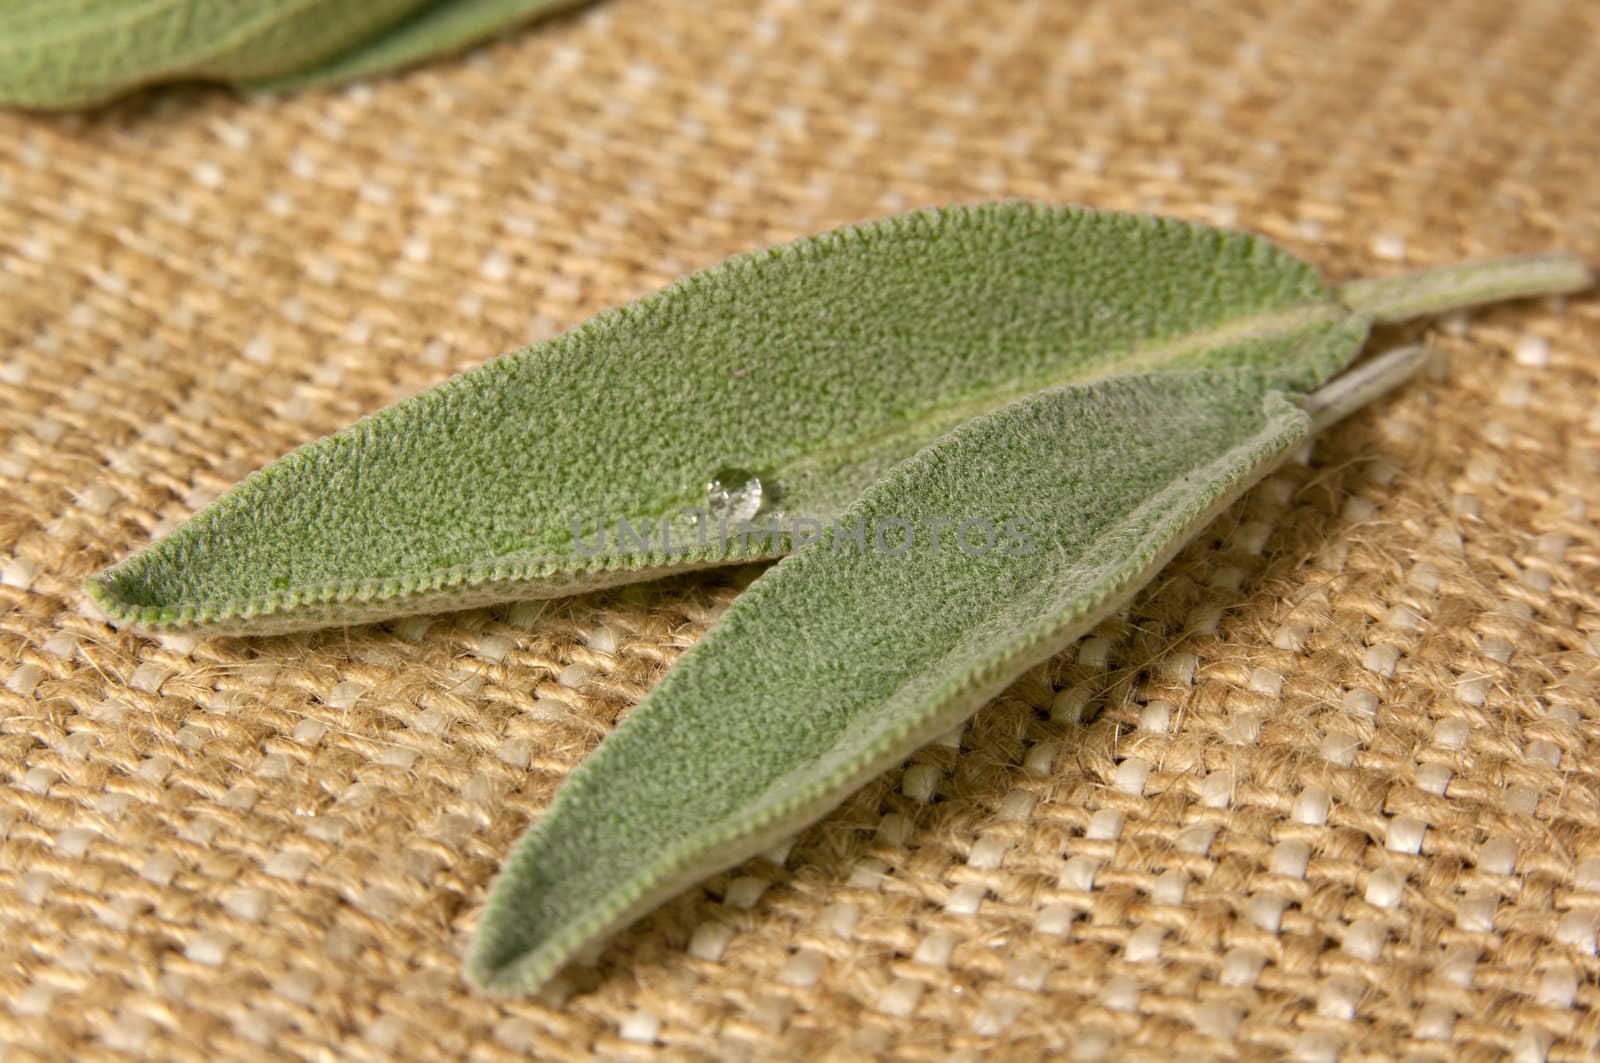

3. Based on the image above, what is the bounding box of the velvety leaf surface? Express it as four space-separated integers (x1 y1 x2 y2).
249 0 590 92
0 0 429 108
467 368 1313 992
87 203 1359 633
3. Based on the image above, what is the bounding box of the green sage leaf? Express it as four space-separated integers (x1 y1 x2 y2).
87 203 1378 634
247 0 590 93
456 231 1586 993
466 366 1319 991
0 0 587 109
465 327 1584 992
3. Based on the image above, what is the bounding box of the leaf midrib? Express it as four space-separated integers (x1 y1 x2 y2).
775 300 1343 491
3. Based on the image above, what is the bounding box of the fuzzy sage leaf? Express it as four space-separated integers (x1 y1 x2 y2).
90 203 1409 634
457 225 1586 992
249 0 593 93
467 366 1321 991
0 0 586 109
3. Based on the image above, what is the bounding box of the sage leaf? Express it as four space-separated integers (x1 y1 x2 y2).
466 356 1413 992
0 0 587 109
457 230 1586 994
89 203 1403 634
247 0 590 94
464 329 1577 993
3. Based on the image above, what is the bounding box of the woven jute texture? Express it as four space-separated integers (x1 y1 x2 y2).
3 0 1598 1059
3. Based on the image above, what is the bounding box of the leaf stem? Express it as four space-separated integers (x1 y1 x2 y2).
1338 253 1592 324
1306 344 1429 434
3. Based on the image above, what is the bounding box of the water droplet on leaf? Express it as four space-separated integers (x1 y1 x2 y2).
707 471 763 524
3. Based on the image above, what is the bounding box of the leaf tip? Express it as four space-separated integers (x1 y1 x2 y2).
81 568 136 624
463 927 560 997
81 561 192 634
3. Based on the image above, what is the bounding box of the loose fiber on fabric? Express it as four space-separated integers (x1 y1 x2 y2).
1 1 1598 1060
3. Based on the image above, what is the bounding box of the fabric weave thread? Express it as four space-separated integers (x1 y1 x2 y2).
1 0 1597 1058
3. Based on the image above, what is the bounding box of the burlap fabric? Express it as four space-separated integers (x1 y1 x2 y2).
3 1 1597 1059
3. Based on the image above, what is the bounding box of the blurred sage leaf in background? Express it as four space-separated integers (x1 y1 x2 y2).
0 0 591 109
